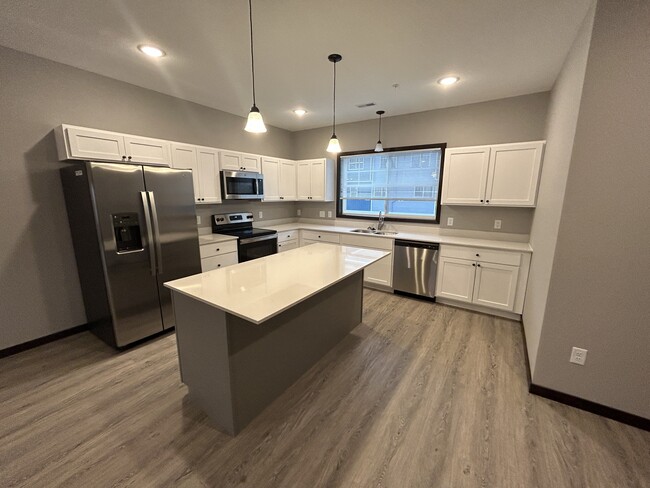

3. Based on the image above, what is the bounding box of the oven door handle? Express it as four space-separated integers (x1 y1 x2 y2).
239 234 278 245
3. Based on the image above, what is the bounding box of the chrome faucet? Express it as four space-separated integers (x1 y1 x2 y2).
377 210 385 231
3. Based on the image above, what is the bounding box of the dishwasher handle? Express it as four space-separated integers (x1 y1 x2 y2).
394 239 439 251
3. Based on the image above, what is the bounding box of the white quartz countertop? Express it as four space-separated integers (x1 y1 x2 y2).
165 243 390 324
198 233 238 245
266 223 533 253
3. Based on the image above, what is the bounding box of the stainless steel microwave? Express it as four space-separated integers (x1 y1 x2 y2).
220 170 264 200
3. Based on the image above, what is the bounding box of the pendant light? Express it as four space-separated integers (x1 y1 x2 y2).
244 0 266 133
374 110 385 152
326 54 342 153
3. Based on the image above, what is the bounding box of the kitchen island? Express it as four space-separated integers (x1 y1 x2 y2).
164 243 390 435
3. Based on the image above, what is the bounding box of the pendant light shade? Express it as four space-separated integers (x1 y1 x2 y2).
326 54 342 153
374 110 385 152
244 0 266 133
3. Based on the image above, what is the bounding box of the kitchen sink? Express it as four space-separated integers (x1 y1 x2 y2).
350 229 398 236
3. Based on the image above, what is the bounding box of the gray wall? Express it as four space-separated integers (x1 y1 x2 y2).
293 92 550 234
523 5 595 374
0 46 294 349
532 0 650 418
196 201 296 231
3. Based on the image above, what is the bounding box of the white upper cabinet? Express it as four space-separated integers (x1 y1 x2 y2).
261 157 281 201
441 146 490 205
261 158 296 202
295 158 335 201
171 143 221 204
196 146 222 204
219 151 261 172
485 142 545 206
55 125 171 166
279 159 297 201
441 141 545 207
123 135 171 166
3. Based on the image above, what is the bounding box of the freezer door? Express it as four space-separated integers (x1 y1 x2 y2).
143 166 201 329
88 162 164 346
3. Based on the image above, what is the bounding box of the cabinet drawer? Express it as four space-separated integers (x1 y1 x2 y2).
440 245 521 266
278 239 299 252
201 252 238 271
199 240 238 259
278 230 298 243
340 234 393 250
301 230 340 244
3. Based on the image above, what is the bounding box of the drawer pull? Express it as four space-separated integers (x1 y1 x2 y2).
216 248 220 252
476 253 479 257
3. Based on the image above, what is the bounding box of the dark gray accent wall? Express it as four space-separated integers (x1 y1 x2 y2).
293 93 549 233
530 0 650 418
0 46 293 349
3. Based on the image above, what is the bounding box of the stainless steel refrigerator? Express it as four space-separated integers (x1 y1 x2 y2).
60 161 201 348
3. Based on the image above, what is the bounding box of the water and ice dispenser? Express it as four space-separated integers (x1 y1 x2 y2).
112 213 143 253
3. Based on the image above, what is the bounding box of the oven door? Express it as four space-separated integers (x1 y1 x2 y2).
238 234 278 262
221 171 264 200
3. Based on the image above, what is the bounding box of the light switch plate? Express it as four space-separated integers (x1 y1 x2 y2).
447 217 454 226
258 211 263 219
297 209 301 216
319 210 325 218
328 211 332 218
196 215 201 225
494 219 502 229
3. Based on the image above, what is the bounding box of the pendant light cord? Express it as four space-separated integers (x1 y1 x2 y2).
378 113 382 140
249 0 256 107
332 60 337 135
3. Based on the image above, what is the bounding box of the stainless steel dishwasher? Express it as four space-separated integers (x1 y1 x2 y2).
392 240 439 299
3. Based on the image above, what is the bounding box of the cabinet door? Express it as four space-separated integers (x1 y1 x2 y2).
170 144 200 203
310 160 326 200
66 126 126 162
261 157 280 201
441 146 491 205
435 256 475 302
278 239 299 252
242 154 261 172
201 252 238 272
219 151 242 170
472 262 519 311
279 160 297 201
124 136 170 166
296 161 312 200
197 147 222 204
364 255 392 287
485 141 544 206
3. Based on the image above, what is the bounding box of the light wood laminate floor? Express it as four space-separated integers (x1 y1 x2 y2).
1 290 649 487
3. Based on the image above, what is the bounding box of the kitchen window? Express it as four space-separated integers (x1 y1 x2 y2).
337 143 446 223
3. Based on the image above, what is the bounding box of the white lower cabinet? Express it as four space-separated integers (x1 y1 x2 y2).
436 245 523 312
299 230 340 246
339 234 393 288
200 240 238 272
277 230 299 253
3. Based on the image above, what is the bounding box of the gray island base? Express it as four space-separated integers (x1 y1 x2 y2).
172 271 365 435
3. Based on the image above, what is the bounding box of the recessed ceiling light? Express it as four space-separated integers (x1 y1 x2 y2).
438 76 460 86
138 45 166 58
293 109 307 117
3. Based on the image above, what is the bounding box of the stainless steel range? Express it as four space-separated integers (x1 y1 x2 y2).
211 212 277 262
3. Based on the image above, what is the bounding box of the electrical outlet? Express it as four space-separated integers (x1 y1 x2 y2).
258 211 263 219
319 210 325 218
327 210 332 218
570 347 588 365
297 209 301 216
447 217 454 226
196 215 201 225
494 219 502 230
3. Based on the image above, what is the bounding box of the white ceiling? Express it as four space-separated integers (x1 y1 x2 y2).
0 0 592 131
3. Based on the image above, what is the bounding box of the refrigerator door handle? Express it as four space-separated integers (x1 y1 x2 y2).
148 191 164 275
140 191 157 276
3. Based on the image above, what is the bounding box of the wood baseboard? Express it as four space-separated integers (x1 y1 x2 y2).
0 324 88 359
529 384 649 432
521 321 648 431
